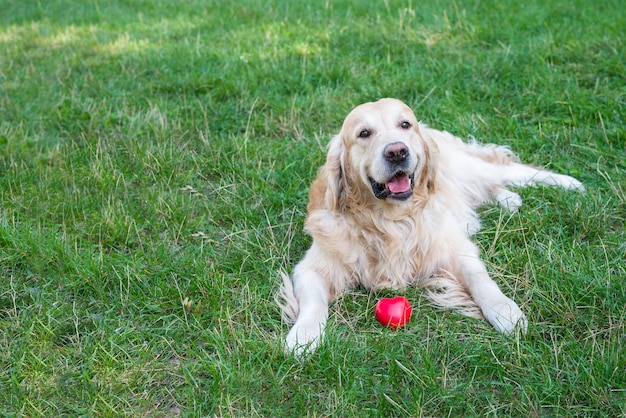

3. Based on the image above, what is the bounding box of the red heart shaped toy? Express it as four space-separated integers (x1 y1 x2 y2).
375 296 412 329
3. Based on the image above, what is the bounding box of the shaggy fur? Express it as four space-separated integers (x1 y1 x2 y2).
278 98 583 355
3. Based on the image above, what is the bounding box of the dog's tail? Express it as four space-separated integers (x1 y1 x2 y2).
275 271 299 324
464 135 520 165
420 271 483 319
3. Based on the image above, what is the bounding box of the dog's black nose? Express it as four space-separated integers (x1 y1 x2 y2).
384 142 409 163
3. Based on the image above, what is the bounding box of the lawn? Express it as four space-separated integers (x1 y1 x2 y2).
0 0 624 416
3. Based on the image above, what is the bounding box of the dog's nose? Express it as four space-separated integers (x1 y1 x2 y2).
384 142 409 163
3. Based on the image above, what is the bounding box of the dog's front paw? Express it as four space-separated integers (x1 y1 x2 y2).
483 298 528 335
285 322 323 356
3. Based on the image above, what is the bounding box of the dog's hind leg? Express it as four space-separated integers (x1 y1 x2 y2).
494 188 523 212
504 163 584 191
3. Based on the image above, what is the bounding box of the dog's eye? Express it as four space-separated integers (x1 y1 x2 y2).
401 121 411 129
358 129 371 138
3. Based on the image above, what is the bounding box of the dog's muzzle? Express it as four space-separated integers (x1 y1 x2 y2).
369 141 415 200
369 171 415 200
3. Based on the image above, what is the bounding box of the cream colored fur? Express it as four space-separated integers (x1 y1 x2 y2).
278 98 584 355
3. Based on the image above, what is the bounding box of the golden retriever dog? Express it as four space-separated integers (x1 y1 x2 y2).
278 98 583 355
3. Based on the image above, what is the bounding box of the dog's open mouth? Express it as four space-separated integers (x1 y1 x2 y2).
369 172 415 200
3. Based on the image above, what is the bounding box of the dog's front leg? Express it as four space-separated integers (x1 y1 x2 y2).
456 241 528 334
284 250 336 356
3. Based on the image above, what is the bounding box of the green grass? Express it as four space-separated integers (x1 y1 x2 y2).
0 0 624 415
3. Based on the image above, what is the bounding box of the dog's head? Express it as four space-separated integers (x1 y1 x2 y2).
309 98 436 212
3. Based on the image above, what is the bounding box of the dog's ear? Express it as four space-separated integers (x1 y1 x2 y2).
307 134 345 212
423 139 437 194
416 124 437 196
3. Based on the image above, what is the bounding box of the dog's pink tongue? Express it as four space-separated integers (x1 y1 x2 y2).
387 174 410 193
